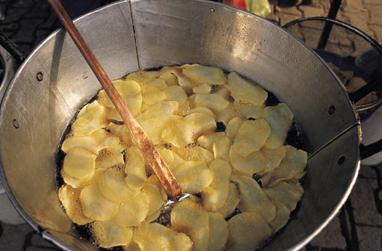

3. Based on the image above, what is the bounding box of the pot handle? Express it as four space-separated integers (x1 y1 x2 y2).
0 33 24 102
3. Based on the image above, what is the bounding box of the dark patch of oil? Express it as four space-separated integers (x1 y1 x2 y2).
265 91 280 106
225 208 242 221
216 121 226 132
286 122 306 150
73 224 93 243
252 174 263 187
248 117 256 120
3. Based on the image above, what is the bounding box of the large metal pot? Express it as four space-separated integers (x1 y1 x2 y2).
0 0 360 250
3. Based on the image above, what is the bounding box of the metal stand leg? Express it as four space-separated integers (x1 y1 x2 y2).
317 0 342 49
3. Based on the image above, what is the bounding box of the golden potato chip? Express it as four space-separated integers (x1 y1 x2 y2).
61 135 99 154
171 199 209 251
197 132 225 151
72 101 107 136
97 133 124 152
231 119 271 157
98 80 141 106
125 146 147 183
106 123 131 146
208 212 228 251
202 159 231 211
233 101 264 119
173 161 213 193
212 135 231 160
218 183 240 218
173 145 213 163
96 148 124 170
225 117 243 140
146 175 168 201
157 147 184 170
140 114 180 145
269 202 290 232
192 83 212 94
58 185 92 225
145 78 168 90
261 146 286 172
188 107 215 117
62 148 96 181
97 167 134 203
193 94 229 112
261 145 307 186
91 220 133 248
227 212 272 251
263 180 303 211
229 147 267 175
80 184 119 221
142 89 166 106
124 242 141 251
164 85 187 104
264 103 294 149
231 174 276 222
227 72 268 106
182 64 226 86
126 70 159 84
134 223 193 251
159 67 178 86
216 104 238 126
138 101 179 121
184 112 216 137
61 169 91 189
215 85 231 99
141 181 166 222
161 119 194 148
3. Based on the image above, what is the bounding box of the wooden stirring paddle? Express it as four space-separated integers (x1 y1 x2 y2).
48 0 181 198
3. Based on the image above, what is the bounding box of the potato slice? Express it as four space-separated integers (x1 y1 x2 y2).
126 70 159 84
233 101 264 119
140 114 180 145
142 88 166 106
231 119 271 157
193 94 229 112
208 212 228 251
72 101 107 136
182 64 226 86
261 146 286 172
164 85 187 104
61 135 98 154
96 167 134 203
184 112 216 137
61 169 91 189
216 104 238 126
161 119 194 147
263 180 303 211
92 220 133 248
159 67 178 86
227 212 272 251
63 148 96 181
174 145 213 163
231 174 276 222
125 146 147 187
229 147 267 175
261 145 307 186
269 202 290 232
264 103 294 149
58 185 92 225
96 147 124 170
171 199 209 251
215 85 231 99
157 147 184 170
173 161 213 193
197 132 225 151
192 83 211 94
212 135 231 160
97 132 125 152
138 101 179 121
106 123 131 146
141 180 166 222
80 184 119 221
111 190 149 227
218 183 240 218
202 159 231 211
225 117 243 140
134 223 193 251
188 107 215 117
227 72 267 106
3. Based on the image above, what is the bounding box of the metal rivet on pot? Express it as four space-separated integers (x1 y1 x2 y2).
328 105 336 115
12 119 19 129
36 72 44 82
210 8 215 13
337 155 345 165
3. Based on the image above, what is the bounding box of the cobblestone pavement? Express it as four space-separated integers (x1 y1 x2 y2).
0 0 382 251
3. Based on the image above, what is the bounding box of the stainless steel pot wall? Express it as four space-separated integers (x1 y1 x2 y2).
0 0 360 250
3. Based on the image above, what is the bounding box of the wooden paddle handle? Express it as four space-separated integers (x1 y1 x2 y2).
48 0 181 198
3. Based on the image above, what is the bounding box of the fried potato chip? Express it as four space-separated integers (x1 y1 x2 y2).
111 190 149 227
171 199 209 251
231 174 276 222
173 161 213 193
231 119 271 157
182 64 226 86
188 107 215 117
227 212 272 251
197 132 225 151
140 114 180 145
164 85 187 104
80 183 119 221
227 72 268 106
229 147 267 175
134 223 193 251
72 101 107 136
261 145 307 186
208 212 228 251
263 180 303 211
106 123 131 146
192 83 212 94
184 112 216 137
141 181 166 222
126 70 159 84
138 101 179 121
58 185 92 225
269 202 290 232
174 146 213 163
193 94 229 112
61 169 91 189
161 119 194 148
212 135 231 160
202 159 231 211
233 101 264 119
61 135 99 154
159 67 178 86
225 117 243 140
215 85 231 99
143 89 166 106
145 78 168 90
62 148 96 181
157 147 184 170
96 167 134 203
261 146 286 172
91 220 133 248
218 183 240 218
125 146 147 184
264 103 294 149
95 148 124 170
216 104 238 126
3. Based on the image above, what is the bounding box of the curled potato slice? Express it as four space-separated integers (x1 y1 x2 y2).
197 132 225 151
212 135 231 160
164 85 187 104
269 202 290 233
264 103 294 149
173 161 213 193
171 199 209 251
233 101 264 119
126 70 159 84
125 146 147 188
174 145 213 163
192 83 211 94
156 147 184 170
227 72 268 106
141 179 166 222
182 64 226 86
231 174 276 222
58 185 92 225
140 114 180 145
96 148 124 170
80 184 119 221
261 146 287 172
218 183 240 218
72 101 107 136
225 117 243 140
229 147 267 175
184 112 216 138
61 135 98 154
62 147 96 181
208 212 229 251
134 223 193 251
161 119 194 148
188 107 215 117
216 104 238 126
91 220 133 248
263 180 303 211
107 123 131 147
159 67 178 86
193 94 229 112
227 212 272 251
231 119 271 157
202 160 231 211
